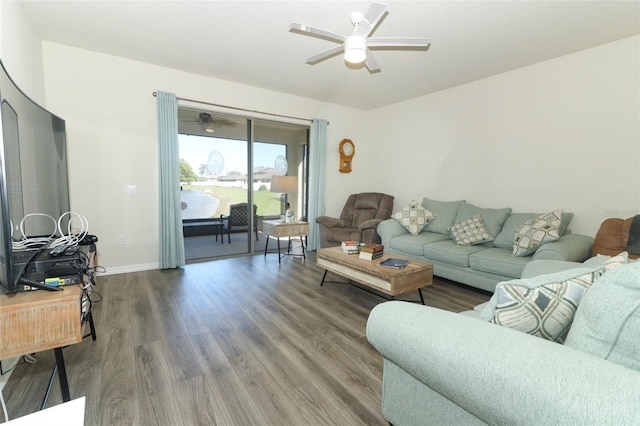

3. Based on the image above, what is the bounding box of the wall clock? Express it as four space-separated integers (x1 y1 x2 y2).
339 139 355 173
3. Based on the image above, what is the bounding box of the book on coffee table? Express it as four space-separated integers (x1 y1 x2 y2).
380 258 410 269
360 243 384 254
359 250 384 261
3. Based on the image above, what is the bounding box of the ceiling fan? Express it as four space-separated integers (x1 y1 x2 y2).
290 2 430 72
181 112 237 134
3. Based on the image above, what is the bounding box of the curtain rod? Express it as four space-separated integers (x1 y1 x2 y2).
152 91 328 125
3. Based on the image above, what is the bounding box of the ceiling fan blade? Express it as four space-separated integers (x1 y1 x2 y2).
217 119 238 127
365 50 381 72
306 45 345 64
290 23 345 43
355 2 387 37
368 37 431 47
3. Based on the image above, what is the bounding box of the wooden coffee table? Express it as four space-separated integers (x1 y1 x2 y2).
316 247 433 304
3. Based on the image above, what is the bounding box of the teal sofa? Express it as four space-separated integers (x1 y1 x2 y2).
366 258 640 425
377 198 594 292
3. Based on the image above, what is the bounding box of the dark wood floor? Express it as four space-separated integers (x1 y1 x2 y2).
3 251 490 425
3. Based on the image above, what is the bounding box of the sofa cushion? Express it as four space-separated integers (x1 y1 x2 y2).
469 248 531 279
564 261 640 371
490 269 603 343
421 198 464 235
473 301 491 311
494 212 574 250
389 232 450 256
448 214 494 246
513 210 563 257
479 266 603 322
325 227 360 244
453 201 512 243
520 252 628 279
392 200 436 236
494 213 539 249
423 240 489 267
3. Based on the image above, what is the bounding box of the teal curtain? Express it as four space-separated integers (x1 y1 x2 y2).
157 91 185 268
307 119 328 250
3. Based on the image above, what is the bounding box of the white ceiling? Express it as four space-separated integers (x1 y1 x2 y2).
19 1 640 111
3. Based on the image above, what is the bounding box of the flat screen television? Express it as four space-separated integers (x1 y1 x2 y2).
0 59 70 293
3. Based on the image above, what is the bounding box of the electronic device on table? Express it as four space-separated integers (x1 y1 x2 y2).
15 248 85 291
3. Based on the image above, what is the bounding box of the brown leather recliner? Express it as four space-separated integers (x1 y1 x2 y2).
316 192 394 248
592 216 640 260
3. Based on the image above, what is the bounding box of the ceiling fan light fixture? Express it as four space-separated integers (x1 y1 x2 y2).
198 112 216 133
344 35 367 64
200 122 215 133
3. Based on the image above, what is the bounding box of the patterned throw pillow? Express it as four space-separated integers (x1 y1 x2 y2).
490 269 603 343
448 214 494 246
393 200 436 236
513 209 563 257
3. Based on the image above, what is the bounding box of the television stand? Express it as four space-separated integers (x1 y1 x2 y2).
0 285 83 406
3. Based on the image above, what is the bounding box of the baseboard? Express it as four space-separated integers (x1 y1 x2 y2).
100 263 159 276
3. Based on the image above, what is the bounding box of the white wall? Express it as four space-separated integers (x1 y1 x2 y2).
41 42 366 274
359 35 640 237
5 0 638 272
0 1 45 103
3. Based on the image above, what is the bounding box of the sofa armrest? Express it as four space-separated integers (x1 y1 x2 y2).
367 301 640 425
376 218 407 248
532 233 594 261
315 216 345 228
358 218 384 231
521 259 584 278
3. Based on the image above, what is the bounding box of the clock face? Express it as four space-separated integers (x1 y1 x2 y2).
342 141 354 156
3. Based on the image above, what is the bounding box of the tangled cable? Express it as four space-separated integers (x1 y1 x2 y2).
11 211 89 251
49 211 90 249
11 213 57 250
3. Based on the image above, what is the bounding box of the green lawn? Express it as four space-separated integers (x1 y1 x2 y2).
183 184 281 217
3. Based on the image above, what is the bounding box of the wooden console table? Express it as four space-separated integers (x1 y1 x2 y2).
261 220 309 263
0 286 83 404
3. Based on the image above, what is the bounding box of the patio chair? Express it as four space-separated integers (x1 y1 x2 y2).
222 203 259 243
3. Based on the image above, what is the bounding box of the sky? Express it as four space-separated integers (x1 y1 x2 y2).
179 134 286 176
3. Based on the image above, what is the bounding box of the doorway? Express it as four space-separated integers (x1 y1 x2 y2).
177 108 309 260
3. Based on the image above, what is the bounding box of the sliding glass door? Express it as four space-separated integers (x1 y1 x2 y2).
177 108 308 260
